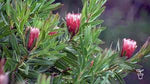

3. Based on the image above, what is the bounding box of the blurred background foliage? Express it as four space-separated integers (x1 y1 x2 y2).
54 0 150 84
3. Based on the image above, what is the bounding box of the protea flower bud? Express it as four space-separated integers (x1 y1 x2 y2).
121 38 137 59
0 59 8 84
48 32 57 36
66 13 81 37
26 27 40 50
90 60 94 67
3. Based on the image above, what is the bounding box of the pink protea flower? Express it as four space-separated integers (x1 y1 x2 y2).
26 27 40 50
121 38 137 59
66 13 81 37
0 59 8 84
48 32 57 36
0 73 8 84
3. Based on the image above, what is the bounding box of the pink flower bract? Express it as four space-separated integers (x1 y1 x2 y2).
121 38 137 59
27 27 40 50
0 74 8 84
66 13 81 37
0 59 8 84
90 60 94 67
48 32 57 36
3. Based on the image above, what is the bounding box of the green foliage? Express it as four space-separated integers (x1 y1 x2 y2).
37 74 51 84
0 0 64 83
0 0 149 84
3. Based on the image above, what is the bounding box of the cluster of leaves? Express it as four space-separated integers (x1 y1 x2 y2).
0 0 150 84
0 0 64 83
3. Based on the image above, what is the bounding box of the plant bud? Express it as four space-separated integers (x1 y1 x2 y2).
66 13 81 37
121 38 137 59
26 27 40 50
90 60 94 67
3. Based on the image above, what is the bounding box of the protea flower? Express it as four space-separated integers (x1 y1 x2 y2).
48 32 57 36
66 13 81 37
0 73 8 84
0 59 8 84
121 38 137 59
26 27 40 50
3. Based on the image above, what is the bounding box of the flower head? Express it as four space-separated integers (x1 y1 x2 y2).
66 13 81 37
0 59 8 84
0 73 8 84
121 38 137 59
26 27 40 50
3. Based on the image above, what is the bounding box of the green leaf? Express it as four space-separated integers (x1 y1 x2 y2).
25 65 29 75
2 44 11 58
91 7 105 21
89 0 97 12
38 65 50 72
55 44 66 51
114 72 126 84
30 3 41 14
37 74 51 84
1 12 8 25
10 34 20 55
55 59 69 70
89 20 104 27
19 44 28 56
81 1 88 19
4 58 18 71
6 0 11 17
62 55 78 67
81 0 86 4
94 77 101 84
27 58 54 66
26 70 40 79
124 62 142 69
0 26 11 39
39 3 62 13
15 72 24 82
